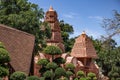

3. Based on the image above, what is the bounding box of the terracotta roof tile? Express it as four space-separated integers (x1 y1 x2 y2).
0 24 35 74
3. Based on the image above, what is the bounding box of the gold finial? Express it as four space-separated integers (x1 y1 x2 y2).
82 31 86 35
49 6 54 11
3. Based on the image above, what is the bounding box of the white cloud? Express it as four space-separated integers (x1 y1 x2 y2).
63 12 78 19
63 14 74 19
88 16 103 21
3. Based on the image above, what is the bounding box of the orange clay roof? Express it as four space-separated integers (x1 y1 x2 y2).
71 32 97 58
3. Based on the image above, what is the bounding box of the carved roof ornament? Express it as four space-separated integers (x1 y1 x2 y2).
82 31 86 35
49 6 54 11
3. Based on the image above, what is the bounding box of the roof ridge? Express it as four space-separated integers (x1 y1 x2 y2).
0 24 35 37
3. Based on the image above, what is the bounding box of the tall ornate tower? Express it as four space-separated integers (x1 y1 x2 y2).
45 6 65 52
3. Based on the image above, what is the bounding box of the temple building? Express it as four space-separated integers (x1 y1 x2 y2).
0 5 100 79
34 6 99 77
45 6 65 52
71 31 99 75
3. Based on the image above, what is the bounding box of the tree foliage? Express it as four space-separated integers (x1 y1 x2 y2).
27 76 40 80
0 0 51 54
92 38 120 79
0 42 10 77
55 67 66 77
37 59 49 66
53 57 66 65
43 46 62 55
59 20 75 52
76 70 85 78
66 71 73 78
10 71 26 80
0 66 9 77
65 63 75 70
43 71 53 78
46 62 58 70
0 48 10 64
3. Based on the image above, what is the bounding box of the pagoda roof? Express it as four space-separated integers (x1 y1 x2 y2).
71 32 97 58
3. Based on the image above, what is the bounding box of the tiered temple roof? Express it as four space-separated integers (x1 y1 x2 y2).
45 6 65 52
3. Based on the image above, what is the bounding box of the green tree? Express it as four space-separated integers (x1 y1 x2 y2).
0 48 10 64
37 59 49 66
92 37 120 79
87 72 96 80
0 66 9 77
10 71 26 80
66 71 73 78
43 45 62 60
53 57 66 65
100 11 120 79
39 77 45 80
55 67 66 78
43 71 53 80
27 76 40 80
46 62 58 70
0 42 10 78
59 20 75 52
65 63 75 71
0 0 51 54
76 70 85 78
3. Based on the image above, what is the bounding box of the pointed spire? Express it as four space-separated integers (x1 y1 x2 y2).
49 6 54 11
82 31 86 35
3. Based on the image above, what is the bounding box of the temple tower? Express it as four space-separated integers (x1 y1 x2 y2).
71 31 98 74
45 6 65 52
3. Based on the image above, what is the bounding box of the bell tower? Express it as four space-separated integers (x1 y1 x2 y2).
45 6 65 52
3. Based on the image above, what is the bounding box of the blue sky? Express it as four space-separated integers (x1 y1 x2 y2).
28 0 120 42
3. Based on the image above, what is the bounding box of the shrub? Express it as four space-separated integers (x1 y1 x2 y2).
87 72 96 78
27 76 40 80
76 70 85 77
53 57 66 64
116 78 120 80
39 67 47 74
65 63 75 70
43 46 62 55
0 66 9 77
37 59 49 66
58 77 68 80
46 62 58 70
0 78 2 80
55 67 66 77
10 71 26 80
39 77 45 80
66 71 73 77
74 78 78 80
93 77 97 80
40 77 45 80
43 71 53 78
0 48 10 63
80 77 87 80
